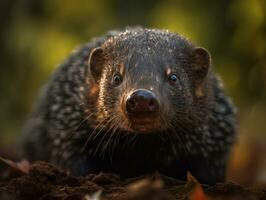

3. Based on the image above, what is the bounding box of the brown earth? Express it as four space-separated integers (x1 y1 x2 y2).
0 159 265 200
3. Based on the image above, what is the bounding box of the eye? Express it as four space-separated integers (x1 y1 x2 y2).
113 73 123 86
168 73 178 84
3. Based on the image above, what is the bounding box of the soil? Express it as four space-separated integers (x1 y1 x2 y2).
0 159 265 200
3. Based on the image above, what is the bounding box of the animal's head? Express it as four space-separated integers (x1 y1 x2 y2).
86 28 212 134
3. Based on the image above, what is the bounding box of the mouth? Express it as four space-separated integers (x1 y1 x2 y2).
127 116 161 133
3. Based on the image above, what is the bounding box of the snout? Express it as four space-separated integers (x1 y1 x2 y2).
126 89 160 117
122 89 162 133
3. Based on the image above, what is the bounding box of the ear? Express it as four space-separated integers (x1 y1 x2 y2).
87 47 105 81
191 47 211 82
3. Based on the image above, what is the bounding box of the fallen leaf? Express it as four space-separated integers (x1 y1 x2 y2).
0 157 31 174
189 182 210 200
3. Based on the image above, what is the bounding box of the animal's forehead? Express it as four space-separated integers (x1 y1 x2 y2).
107 46 183 75
103 29 195 73
127 49 171 68
123 52 178 78
104 28 193 53
116 34 174 52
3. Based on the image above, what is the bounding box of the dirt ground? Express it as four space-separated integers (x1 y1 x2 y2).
0 159 265 200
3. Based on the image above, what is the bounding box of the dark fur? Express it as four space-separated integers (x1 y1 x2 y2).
21 27 236 185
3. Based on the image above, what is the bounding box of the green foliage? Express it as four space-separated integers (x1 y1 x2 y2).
0 0 265 145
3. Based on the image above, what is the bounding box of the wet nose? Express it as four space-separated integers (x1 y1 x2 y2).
126 89 159 115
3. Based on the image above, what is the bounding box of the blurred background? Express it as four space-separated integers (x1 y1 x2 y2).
0 0 265 186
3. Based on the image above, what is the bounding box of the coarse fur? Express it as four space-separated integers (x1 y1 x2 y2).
21 27 236 185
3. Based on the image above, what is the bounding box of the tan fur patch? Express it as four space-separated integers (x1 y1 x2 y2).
165 64 172 75
90 84 99 97
196 86 204 98
119 63 125 75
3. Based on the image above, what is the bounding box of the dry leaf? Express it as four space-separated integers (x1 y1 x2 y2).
0 157 31 174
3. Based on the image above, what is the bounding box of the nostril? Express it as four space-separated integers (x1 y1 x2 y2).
148 98 159 111
126 98 137 113
149 99 154 107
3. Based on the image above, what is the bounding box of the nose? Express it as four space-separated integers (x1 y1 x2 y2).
126 89 160 116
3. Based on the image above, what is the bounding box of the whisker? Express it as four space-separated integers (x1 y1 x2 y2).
62 113 94 145
92 116 118 156
81 117 109 152
99 116 119 158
